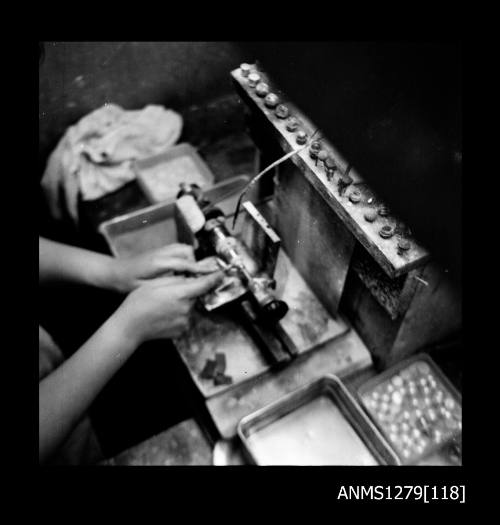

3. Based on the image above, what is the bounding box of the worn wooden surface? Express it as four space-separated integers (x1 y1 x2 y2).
232 66 429 278
102 348 374 466
174 249 349 398
206 324 372 439
103 418 213 466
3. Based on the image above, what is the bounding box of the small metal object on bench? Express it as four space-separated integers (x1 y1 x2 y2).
264 93 280 108
255 82 270 97
200 352 233 386
275 104 290 119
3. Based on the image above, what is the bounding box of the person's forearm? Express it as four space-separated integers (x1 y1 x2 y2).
39 237 117 290
39 313 138 463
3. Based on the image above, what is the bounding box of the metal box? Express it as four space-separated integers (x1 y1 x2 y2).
238 375 399 465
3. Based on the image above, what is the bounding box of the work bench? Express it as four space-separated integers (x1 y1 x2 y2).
83 130 458 466
89 194 374 464
83 64 460 465
102 337 375 466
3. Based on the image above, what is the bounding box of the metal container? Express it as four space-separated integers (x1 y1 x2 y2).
238 375 400 465
98 175 249 258
357 353 462 465
134 143 215 204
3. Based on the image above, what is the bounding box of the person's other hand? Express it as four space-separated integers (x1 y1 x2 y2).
112 271 224 345
110 243 220 293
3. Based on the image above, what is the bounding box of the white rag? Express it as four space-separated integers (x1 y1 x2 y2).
41 103 183 223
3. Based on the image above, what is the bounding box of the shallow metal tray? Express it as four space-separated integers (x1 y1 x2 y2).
237 375 400 465
98 175 249 258
134 143 215 204
357 353 462 465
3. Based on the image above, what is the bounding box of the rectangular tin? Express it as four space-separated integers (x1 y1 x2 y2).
134 142 215 204
357 353 462 465
98 175 249 258
237 375 400 465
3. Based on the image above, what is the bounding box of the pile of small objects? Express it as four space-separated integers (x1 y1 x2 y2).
200 352 232 386
360 360 462 463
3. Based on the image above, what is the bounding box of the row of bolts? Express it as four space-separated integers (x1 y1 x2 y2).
240 63 411 255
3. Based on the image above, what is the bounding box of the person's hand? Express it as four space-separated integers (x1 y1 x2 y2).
111 271 224 345
109 243 220 293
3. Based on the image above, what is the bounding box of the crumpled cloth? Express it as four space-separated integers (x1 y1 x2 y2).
41 103 183 223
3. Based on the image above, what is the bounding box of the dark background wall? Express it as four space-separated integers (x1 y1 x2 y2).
241 42 462 284
38 41 247 175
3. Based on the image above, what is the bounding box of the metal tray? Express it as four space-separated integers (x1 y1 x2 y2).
357 353 462 465
237 375 400 465
98 175 249 258
134 143 215 204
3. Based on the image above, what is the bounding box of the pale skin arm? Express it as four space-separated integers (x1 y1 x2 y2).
39 313 136 463
39 235 222 463
39 272 223 464
39 236 220 292
39 236 117 290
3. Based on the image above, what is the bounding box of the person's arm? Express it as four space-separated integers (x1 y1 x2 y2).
39 236 117 290
39 313 136 463
39 271 223 464
39 237 219 293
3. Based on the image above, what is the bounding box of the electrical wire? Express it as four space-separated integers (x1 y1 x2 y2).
231 129 321 229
